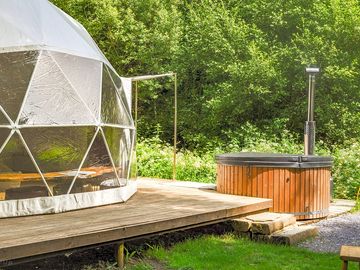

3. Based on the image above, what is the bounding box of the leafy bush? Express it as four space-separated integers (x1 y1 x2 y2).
332 141 360 199
137 136 216 183
50 0 360 147
136 136 174 180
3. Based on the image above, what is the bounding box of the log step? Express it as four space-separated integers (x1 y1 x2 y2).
232 212 296 235
250 225 318 245
270 225 318 245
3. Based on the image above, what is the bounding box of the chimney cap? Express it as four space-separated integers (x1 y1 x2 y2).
306 67 320 74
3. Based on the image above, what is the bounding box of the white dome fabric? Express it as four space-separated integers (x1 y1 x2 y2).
0 0 110 65
0 0 137 218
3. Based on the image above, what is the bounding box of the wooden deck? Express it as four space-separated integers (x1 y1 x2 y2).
0 180 272 264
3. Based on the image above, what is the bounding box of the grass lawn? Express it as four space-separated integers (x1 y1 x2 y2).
124 234 356 270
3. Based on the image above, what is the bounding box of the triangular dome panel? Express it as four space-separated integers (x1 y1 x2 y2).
0 50 38 121
101 67 133 127
50 51 101 120
107 67 133 120
103 127 132 184
0 132 50 200
21 126 96 195
19 51 96 125
69 130 120 193
0 0 109 64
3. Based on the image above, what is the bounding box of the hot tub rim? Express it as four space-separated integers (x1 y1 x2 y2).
215 152 333 168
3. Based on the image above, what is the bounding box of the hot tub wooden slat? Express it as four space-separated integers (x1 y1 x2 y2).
304 169 309 217
300 169 305 219
263 169 268 199
216 164 330 220
312 168 316 217
296 169 300 215
233 166 237 195
232 167 236 194
250 167 256 198
267 169 272 210
310 169 314 217
247 167 251 196
279 169 284 213
258 167 262 198
326 169 330 214
321 168 325 219
240 167 244 194
229 166 232 194
289 169 295 214
273 168 279 212
315 168 318 218
284 169 290 213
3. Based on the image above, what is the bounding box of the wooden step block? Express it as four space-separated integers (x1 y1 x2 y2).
232 213 282 233
232 212 296 235
249 212 296 235
232 218 252 233
270 225 318 245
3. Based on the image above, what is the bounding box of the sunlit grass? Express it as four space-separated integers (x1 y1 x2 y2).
80 234 357 270
141 234 356 270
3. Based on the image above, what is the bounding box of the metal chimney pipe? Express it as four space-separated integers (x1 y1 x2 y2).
304 67 319 155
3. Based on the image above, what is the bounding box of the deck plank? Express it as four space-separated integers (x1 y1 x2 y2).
0 181 271 261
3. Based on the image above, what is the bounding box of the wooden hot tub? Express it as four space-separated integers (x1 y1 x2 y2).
216 153 333 220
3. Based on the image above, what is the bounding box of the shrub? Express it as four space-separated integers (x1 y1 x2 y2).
136 136 173 179
136 136 216 183
332 141 360 199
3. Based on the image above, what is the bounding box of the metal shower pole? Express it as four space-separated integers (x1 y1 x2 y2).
304 67 320 155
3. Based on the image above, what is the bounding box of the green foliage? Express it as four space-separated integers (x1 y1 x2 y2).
222 120 305 154
49 0 360 147
332 141 360 199
176 0 360 147
144 234 356 270
51 0 181 76
137 136 216 183
136 136 173 179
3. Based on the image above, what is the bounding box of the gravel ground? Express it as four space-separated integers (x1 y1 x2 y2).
298 212 360 253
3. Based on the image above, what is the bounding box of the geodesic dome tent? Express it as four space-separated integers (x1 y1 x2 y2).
0 0 136 217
